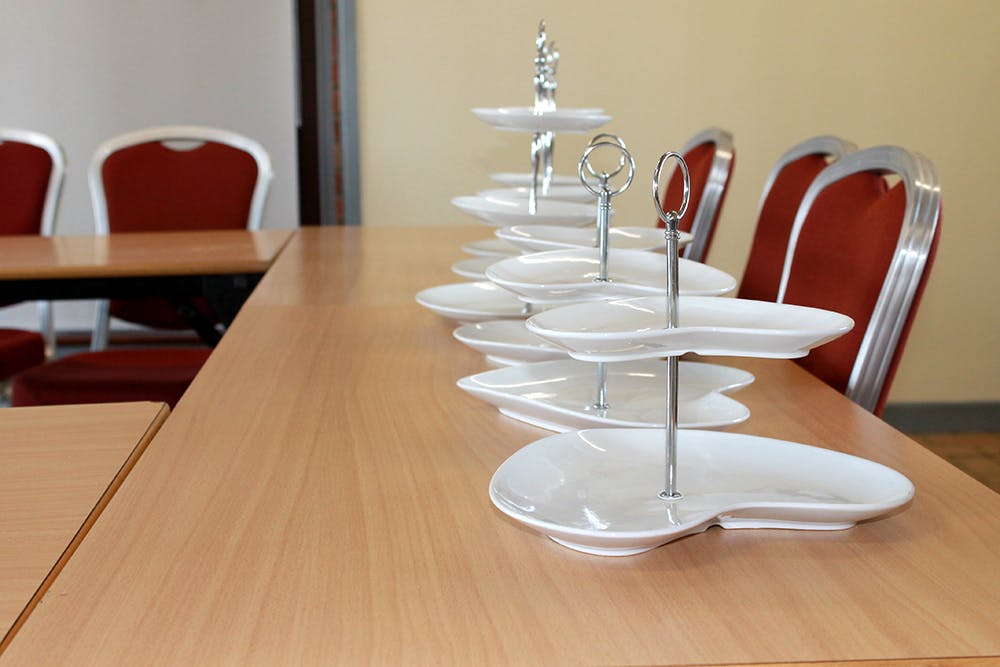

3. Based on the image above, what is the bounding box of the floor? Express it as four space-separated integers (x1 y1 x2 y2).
912 432 1000 492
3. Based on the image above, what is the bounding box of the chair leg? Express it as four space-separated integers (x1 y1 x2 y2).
37 301 56 358
91 299 111 351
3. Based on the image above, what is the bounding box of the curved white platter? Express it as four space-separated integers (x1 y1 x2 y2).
452 195 597 227
491 172 582 187
458 359 753 432
451 256 497 280
485 248 736 302
453 320 566 364
525 295 855 362
460 237 521 258
472 107 611 133
497 225 694 253
478 186 596 204
415 282 535 323
490 428 915 556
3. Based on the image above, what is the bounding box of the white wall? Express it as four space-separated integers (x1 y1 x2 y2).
0 0 299 331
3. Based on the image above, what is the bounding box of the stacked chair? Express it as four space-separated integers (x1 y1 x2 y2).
12 126 272 408
0 127 64 393
655 127 735 262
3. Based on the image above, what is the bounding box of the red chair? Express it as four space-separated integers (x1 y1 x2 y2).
777 146 941 415
656 127 734 263
90 125 273 350
0 127 64 387
738 136 856 302
11 126 271 408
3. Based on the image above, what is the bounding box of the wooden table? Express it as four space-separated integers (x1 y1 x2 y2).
3 226 998 665
0 228 293 344
0 402 169 651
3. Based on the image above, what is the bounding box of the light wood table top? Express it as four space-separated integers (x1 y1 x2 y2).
0 401 169 651
3 226 998 665
0 228 293 280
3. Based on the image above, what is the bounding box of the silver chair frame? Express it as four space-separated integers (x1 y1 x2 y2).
753 135 857 223
0 127 66 357
660 127 734 263
89 126 273 351
777 146 941 412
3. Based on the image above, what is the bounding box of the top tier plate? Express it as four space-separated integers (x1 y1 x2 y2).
496 224 694 252
491 172 582 187
478 186 596 204
525 295 854 361
471 107 611 133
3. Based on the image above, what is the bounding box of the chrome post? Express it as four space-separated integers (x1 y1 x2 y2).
578 137 634 282
529 20 558 213
651 152 690 501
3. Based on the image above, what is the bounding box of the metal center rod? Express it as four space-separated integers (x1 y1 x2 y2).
596 174 611 281
661 223 681 499
593 360 609 410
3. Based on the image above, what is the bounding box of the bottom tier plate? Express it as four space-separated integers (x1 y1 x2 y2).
458 359 753 431
489 429 914 556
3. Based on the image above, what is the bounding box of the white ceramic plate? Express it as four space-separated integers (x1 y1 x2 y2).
525 295 855 362
496 225 694 252
452 195 597 227
415 282 534 323
461 238 521 258
458 359 753 431
491 172 582 187
453 320 566 364
477 186 596 204
485 248 736 302
451 256 497 280
472 107 611 133
490 428 915 556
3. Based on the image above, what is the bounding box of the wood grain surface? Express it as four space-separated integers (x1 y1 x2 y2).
0 401 169 650
0 229 293 280
3 227 997 665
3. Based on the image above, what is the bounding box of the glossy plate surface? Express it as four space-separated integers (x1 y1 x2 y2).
458 359 753 431
490 428 915 556
453 320 565 363
526 295 854 361
452 195 597 227
486 248 736 302
471 107 611 133
477 186 596 204
451 256 497 280
497 225 693 252
460 237 521 258
415 282 533 322
491 172 581 187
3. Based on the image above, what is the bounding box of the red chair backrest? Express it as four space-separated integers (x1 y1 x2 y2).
779 147 941 414
0 140 53 235
656 129 734 263
101 141 259 232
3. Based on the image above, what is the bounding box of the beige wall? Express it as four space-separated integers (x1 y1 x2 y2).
357 0 1000 404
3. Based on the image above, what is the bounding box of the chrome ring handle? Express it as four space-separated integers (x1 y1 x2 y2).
578 141 635 197
585 134 628 179
652 151 690 226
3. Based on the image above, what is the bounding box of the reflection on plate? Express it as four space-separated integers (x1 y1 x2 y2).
491 172 582 187
485 248 736 302
451 256 497 280
472 107 611 133
453 319 565 363
452 195 597 227
490 428 914 556
496 225 694 253
525 296 855 362
415 282 535 323
458 359 753 431
461 238 521 258
477 186 596 204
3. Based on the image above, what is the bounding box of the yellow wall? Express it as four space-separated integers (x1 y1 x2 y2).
357 0 1000 404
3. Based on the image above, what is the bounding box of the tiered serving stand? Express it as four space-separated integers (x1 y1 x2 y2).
485 152 913 556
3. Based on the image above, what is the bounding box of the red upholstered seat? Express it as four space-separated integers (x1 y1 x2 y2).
777 146 941 415
655 128 734 263
12 348 211 408
738 137 856 302
0 329 46 380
